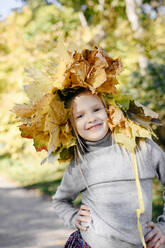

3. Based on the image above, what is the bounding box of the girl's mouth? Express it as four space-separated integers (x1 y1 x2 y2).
87 123 103 130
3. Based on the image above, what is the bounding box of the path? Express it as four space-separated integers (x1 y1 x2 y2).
0 175 75 248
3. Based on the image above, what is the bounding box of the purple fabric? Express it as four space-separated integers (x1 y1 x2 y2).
64 229 91 248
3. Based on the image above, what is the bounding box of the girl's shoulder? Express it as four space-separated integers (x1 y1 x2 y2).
67 158 76 174
67 157 83 176
137 137 165 163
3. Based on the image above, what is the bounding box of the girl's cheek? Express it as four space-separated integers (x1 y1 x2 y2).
98 112 107 120
75 121 84 131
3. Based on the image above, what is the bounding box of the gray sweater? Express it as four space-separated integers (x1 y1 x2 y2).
52 132 165 248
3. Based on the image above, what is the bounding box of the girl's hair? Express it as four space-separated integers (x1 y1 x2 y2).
58 88 112 199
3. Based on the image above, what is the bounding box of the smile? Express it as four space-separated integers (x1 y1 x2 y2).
87 123 103 130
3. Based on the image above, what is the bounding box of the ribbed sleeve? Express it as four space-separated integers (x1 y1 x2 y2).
146 139 165 236
52 159 86 229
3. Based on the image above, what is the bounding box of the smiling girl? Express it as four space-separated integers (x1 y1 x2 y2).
12 45 165 248
52 88 165 248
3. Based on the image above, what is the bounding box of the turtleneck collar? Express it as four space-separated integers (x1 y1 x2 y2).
81 131 113 152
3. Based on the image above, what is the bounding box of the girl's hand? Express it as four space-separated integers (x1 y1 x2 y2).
75 205 91 231
145 221 165 248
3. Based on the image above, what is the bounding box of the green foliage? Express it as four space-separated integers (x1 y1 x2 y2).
129 60 165 115
58 0 127 24
152 177 165 222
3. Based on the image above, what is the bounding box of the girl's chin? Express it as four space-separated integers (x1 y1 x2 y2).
82 130 108 141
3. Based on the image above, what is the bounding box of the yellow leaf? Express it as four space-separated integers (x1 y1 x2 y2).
69 61 88 83
44 93 72 152
114 129 136 152
33 132 49 152
107 104 126 131
53 38 73 88
110 105 125 125
129 120 152 139
49 93 68 124
49 126 61 151
19 123 49 152
44 107 61 151
61 123 75 148
24 68 53 102
34 93 53 115
87 67 107 89
114 119 152 152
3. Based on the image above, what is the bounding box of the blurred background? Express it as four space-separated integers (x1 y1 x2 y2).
0 0 165 221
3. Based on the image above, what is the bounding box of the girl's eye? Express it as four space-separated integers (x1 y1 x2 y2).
76 114 83 119
94 108 100 112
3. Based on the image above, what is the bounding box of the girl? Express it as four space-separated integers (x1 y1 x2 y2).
12 45 165 248
52 88 165 248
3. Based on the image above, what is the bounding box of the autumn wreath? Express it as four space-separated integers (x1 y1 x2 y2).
12 45 160 162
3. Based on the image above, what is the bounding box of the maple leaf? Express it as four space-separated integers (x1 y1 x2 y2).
19 124 33 139
33 93 53 115
49 93 68 124
114 119 152 152
24 68 53 102
44 93 75 152
53 40 74 88
12 103 35 118
126 100 161 128
97 77 119 94
107 104 126 131
69 61 88 82
60 122 76 148
33 132 49 152
19 123 49 152
114 129 136 152
87 67 107 89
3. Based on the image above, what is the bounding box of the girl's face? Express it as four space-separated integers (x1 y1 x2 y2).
71 91 109 142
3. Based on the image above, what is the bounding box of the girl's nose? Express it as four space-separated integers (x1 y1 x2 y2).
86 113 97 123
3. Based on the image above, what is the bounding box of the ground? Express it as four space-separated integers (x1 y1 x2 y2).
0 175 75 248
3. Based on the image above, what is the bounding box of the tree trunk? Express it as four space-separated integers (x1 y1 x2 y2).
125 0 148 75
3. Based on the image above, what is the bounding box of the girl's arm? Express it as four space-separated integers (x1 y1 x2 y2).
52 159 85 229
147 139 165 236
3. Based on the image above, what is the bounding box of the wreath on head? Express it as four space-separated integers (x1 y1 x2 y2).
12 45 161 163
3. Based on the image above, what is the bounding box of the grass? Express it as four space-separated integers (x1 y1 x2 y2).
152 177 165 222
0 155 164 218
0 154 82 207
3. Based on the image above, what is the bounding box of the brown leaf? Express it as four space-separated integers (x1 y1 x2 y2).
49 126 61 151
49 93 68 124
12 104 35 118
69 61 88 82
33 93 53 115
87 67 107 88
97 77 119 94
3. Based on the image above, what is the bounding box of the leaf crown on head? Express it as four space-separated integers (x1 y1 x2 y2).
12 45 161 163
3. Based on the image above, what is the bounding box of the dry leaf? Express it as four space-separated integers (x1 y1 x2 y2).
87 68 107 88
12 103 35 118
97 77 118 94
